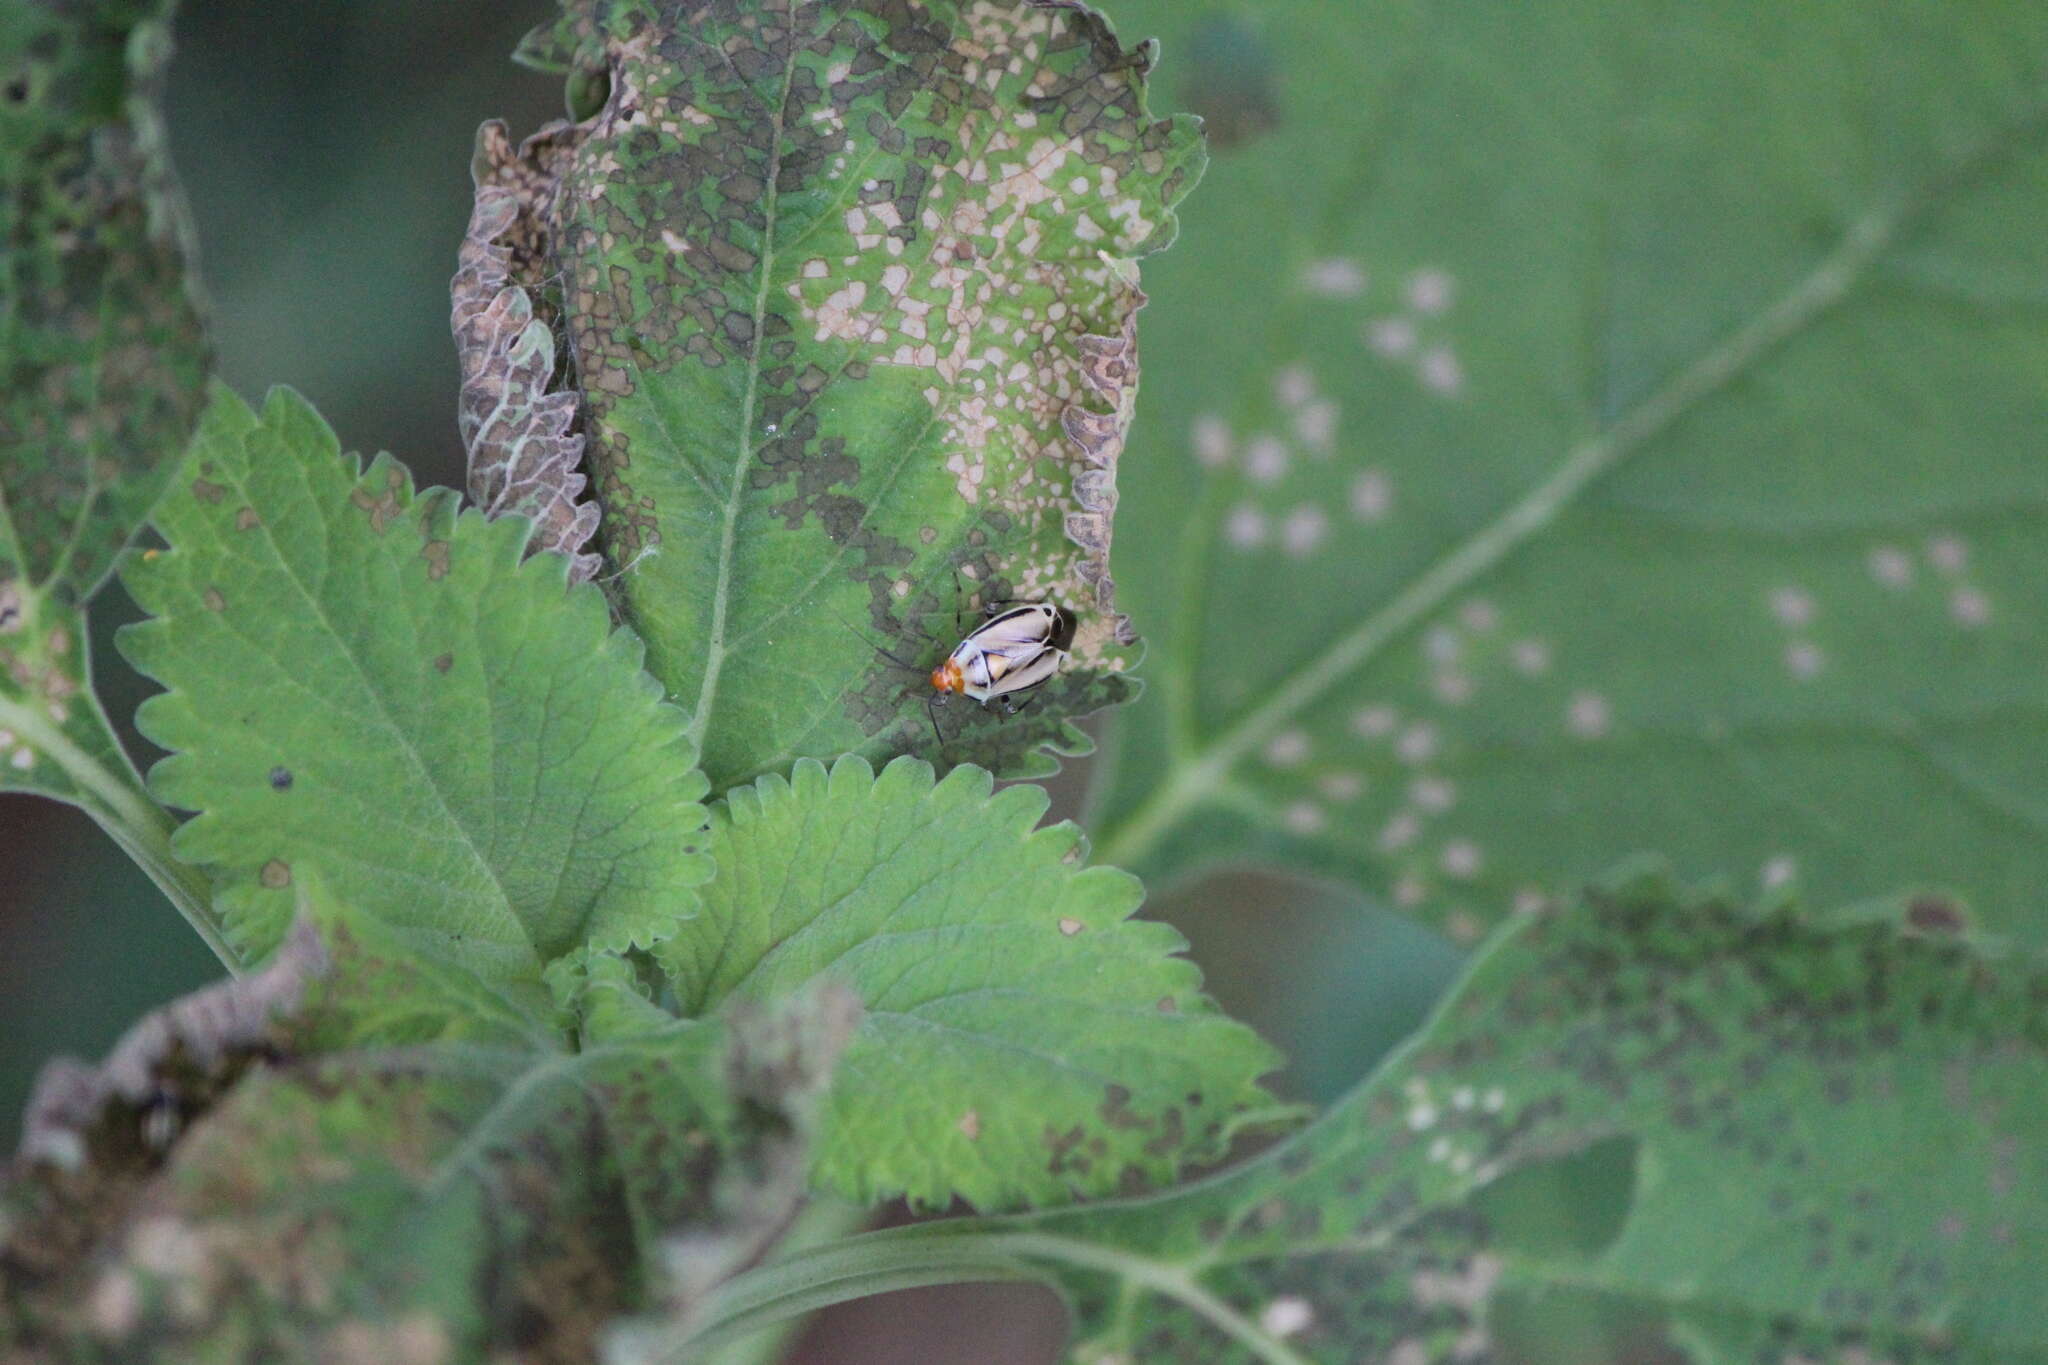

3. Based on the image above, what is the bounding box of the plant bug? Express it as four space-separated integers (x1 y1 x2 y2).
926 601 1071 740
849 589 1075 746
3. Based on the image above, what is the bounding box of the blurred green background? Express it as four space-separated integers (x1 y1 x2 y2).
0 6 1464 1358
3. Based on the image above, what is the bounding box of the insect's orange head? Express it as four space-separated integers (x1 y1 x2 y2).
930 659 966 694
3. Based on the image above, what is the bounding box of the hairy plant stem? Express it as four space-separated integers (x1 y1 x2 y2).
0 687 237 973
686 1225 1314 1365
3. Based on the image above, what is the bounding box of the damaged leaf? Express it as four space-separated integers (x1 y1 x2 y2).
0 0 209 605
493 0 1203 789
0 0 207 813
809 868 2048 1362
451 169 601 582
118 384 712 975
1087 0 2048 947
1 904 852 1364
649 754 1286 1211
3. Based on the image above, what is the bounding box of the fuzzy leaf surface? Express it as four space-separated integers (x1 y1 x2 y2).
118 384 712 977
530 0 1202 789
1088 0 2048 946
0 0 208 603
653 754 1283 1211
823 870 2048 1362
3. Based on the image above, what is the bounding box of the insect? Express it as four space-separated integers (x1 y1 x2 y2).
927 600 1071 731
850 590 1075 745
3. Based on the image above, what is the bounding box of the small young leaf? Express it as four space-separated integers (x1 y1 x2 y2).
1088 0 2048 945
652 754 1285 1211
2 911 846 1363
118 384 712 978
0 0 208 603
862 868 2048 1361
502 0 1203 789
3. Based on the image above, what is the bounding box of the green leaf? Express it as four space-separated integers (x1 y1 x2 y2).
1 906 853 1362
651 754 1284 1211
118 384 713 979
514 0 1203 789
736 868 2048 1362
1087 1 2048 945
1 0 209 603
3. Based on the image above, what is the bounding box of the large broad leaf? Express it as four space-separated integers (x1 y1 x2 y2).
118 384 713 979
718 868 2048 1362
506 0 1202 789
0 899 852 1362
0 0 208 604
0 0 207 805
1085 0 2048 946
647 754 1286 1211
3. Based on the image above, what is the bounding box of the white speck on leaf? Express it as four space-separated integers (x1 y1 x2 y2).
1226 504 1267 548
1319 772 1364 801
1274 365 1314 407
1784 640 1824 680
1192 413 1232 467
1260 1296 1316 1339
1367 315 1416 357
1396 723 1438 764
1410 776 1456 813
1380 812 1421 852
1868 545 1914 587
1283 801 1327 835
1282 504 1328 557
1264 730 1311 767
1418 346 1464 396
1950 586 1991 627
1567 691 1611 739
1243 435 1289 484
1302 258 1366 296
1406 268 1454 314
1512 638 1551 675
1927 534 1968 573
1350 469 1393 522
1770 587 1816 627
1353 704 1399 738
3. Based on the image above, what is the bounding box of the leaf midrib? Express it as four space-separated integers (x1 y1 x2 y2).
686 35 802 755
1097 102 2048 869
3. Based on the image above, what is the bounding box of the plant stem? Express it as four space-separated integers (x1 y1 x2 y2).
688 1224 1314 1365
0 689 238 973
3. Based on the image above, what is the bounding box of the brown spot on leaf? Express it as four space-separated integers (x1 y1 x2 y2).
189 478 226 504
259 859 291 889
433 653 454 674
350 481 402 534
268 767 293 792
957 1109 981 1141
1058 917 1084 936
421 540 451 580
235 507 260 531
1906 895 1968 934
202 587 225 613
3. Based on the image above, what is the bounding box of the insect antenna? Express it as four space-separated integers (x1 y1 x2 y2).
825 604 924 673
